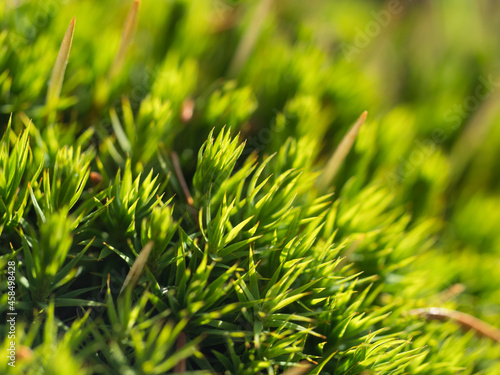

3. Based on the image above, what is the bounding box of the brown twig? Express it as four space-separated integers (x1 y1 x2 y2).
409 307 500 342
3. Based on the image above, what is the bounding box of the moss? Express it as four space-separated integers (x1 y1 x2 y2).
1 0 499 373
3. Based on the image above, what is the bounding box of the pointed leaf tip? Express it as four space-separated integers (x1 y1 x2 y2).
46 17 76 107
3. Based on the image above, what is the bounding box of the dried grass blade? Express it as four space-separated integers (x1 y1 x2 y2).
317 111 367 192
119 241 153 295
46 17 76 107
409 307 500 342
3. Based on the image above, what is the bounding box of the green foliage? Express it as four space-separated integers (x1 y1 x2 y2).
193 127 245 203
1 0 500 374
0 118 41 236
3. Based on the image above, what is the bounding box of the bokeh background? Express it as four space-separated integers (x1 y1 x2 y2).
1 0 500 372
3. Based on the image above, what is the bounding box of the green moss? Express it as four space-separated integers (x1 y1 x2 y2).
1 0 499 373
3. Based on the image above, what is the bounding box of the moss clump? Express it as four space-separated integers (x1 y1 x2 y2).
1 0 499 374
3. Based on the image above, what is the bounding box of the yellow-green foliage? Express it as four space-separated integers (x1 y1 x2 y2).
1 0 499 374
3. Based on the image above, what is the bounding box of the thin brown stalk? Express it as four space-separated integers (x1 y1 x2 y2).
171 151 200 230
317 111 367 192
170 151 194 207
409 307 500 342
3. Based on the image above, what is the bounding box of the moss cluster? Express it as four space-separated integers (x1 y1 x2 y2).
1 0 499 374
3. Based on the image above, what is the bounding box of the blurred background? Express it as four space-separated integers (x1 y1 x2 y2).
1 0 499 360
